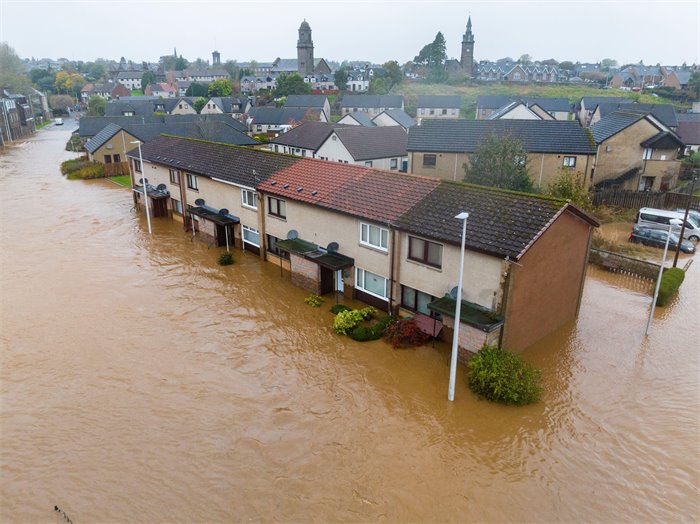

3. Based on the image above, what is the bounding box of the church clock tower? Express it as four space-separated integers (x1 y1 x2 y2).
297 20 314 76
461 16 475 77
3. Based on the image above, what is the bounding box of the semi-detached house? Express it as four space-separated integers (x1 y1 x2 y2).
126 136 598 354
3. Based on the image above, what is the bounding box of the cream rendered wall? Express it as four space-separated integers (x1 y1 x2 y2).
397 232 504 310
372 113 401 127
497 105 541 120
170 101 197 115
185 176 261 235
199 102 223 115
337 114 362 126
315 133 354 163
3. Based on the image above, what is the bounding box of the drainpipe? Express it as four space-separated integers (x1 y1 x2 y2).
498 259 514 349
538 153 545 188
576 228 594 316
388 226 396 315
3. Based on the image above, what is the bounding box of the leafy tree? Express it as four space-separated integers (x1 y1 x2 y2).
274 73 310 97
49 94 75 112
141 71 156 91
559 61 575 71
86 94 106 116
87 63 105 82
368 77 390 95
414 32 447 69
518 54 532 65
689 71 700 99
174 55 188 70
463 134 533 192
600 58 618 71
208 79 232 97
53 70 85 96
427 67 448 84
193 97 207 113
223 59 239 78
334 67 348 90
546 168 592 210
0 42 33 94
540 58 559 66
185 82 209 97
383 60 403 87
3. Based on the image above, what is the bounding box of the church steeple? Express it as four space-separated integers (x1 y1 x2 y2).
461 16 475 77
297 19 314 76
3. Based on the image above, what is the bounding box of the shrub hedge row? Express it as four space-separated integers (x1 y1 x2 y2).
468 345 542 405
656 267 685 306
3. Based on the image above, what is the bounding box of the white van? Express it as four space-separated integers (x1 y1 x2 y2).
636 207 700 243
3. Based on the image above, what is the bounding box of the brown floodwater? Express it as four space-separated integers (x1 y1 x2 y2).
1 123 698 523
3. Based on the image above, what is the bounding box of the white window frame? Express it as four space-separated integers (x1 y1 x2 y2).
643 148 652 160
186 173 198 190
242 225 260 247
563 156 576 168
360 222 389 252
241 189 257 209
355 267 388 300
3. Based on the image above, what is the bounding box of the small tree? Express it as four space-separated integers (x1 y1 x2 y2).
208 79 232 97
86 94 106 116
334 68 348 91
464 134 533 192
546 168 592 210
274 73 310 97
49 94 75 113
383 60 403 88
193 97 208 113
141 71 156 91
185 82 209 97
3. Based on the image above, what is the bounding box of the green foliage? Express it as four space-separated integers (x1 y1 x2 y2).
330 304 351 315
468 345 542 405
689 71 700 99
218 252 234 266
141 71 156 91
414 32 447 69
304 295 325 307
368 77 391 95
86 94 106 116
464 134 533 192
349 315 397 342
384 318 432 349
65 134 83 152
546 168 592 210
193 97 208 113
208 79 233 97
109 175 132 187
65 163 105 180
185 82 209 97
334 68 348 91
0 42 33 95
333 307 377 335
383 60 403 88
60 158 91 174
657 268 685 306
53 70 85 96
274 73 311 97
49 94 75 113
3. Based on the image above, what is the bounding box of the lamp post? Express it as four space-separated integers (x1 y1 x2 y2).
672 175 697 268
130 140 152 235
448 212 469 402
645 217 683 335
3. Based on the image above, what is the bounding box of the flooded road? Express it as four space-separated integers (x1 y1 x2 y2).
1 124 698 522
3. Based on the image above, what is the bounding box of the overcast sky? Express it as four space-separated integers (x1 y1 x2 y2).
2 0 698 66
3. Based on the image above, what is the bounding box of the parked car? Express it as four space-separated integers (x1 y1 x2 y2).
636 207 700 243
54 118 63 125
629 226 696 254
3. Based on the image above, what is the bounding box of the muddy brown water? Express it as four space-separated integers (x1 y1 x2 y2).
1 124 698 522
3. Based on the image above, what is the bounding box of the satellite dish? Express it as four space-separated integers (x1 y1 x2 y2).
287 229 298 240
449 287 459 299
327 242 339 253
194 198 205 206
140 178 148 184
156 183 166 191
219 208 229 216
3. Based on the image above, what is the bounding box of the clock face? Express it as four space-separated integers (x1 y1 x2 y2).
466 47 471 52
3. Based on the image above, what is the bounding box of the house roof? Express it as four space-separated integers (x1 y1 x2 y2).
79 114 248 138
477 95 570 113
487 101 541 120
331 125 408 161
284 95 328 108
116 71 144 79
596 102 677 128
338 112 375 127
208 96 244 113
591 110 650 143
578 96 629 112
272 58 299 71
668 70 692 85
270 122 343 149
416 95 461 109
407 119 596 155
677 119 700 146
85 123 123 153
639 131 685 149
392 181 597 260
374 109 416 129
340 95 404 109
249 107 322 125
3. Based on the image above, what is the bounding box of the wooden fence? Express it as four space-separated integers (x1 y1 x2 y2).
592 189 700 211
103 162 130 177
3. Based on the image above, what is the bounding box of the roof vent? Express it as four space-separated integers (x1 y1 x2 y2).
270 180 277 185
296 187 303 192
311 190 317 196
283 184 289 189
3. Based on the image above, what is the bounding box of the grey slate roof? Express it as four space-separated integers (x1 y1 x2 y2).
249 107 322 125
393 181 597 260
78 114 248 138
578 96 629 112
333 126 408 161
128 135 301 188
639 131 684 149
596 102 677 128
85 123 122 154
284 95 328 108
591 111 649 143
416 95 461 109
208 97 244 113
407 119 596 154
375 109 416 129
340 95 404 109
477 95 571 113
339 112 375 127
270 122 343 149
677 119 700 146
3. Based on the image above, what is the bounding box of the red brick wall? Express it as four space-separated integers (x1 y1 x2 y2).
290 253 320 294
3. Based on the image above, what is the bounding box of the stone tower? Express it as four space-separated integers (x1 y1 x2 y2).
212 50 221 65
297 19 314 76
461 16 475 76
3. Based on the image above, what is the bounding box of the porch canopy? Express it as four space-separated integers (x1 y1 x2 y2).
427 294 505 332
132 183 170 199
188 206 240 226
276 238 354 270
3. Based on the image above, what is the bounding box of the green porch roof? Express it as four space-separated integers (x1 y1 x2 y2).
276 238 354 270
428 295 504 333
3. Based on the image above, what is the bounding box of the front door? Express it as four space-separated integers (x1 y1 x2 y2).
320 266 334 295
216 224 233 248
335 270 344 293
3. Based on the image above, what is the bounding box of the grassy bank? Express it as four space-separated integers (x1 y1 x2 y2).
109 175 132 187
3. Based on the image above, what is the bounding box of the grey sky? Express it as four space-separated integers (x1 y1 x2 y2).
2 0 698 66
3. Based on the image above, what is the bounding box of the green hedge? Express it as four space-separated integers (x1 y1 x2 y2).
218 252 234 266
656 267 685 306
60 158 91 174
468 345 542 405
349 315 397 342
66 163 105 180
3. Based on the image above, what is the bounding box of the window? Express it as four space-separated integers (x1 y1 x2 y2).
401 286 438 317
643 148 652 160
104 154 112 164
360 222 389 251
442 109 448 115
113 154 121 163
241 189 257 209
242 225 260 247
171 198 183 214
355 268 388 300
390 158 398 170
267 234 290 259
423 154 437 168
563 156 576 168
274 145 279 152
256 125 262 132
408 236 442 268
365 161 373 167
186 174 198 190
429 109 435 115
169 169 180 185
133 158 142 173
268 197 286 219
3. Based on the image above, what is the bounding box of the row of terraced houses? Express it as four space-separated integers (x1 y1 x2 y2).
126 136 598 355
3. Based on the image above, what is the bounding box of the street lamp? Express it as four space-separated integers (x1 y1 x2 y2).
645 217 683 335
448 211 469 402
672 175 697 268
130 140 152 235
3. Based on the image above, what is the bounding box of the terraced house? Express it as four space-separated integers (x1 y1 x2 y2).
126 136 597 353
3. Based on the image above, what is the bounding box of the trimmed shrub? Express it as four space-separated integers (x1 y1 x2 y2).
350 326 375 341
218 252 234 266
330 304 351 315
467 345 542 406
60 157 91 175
656 267 685 306
384 318 431 349
66 163 105 180
304 294 324 307
333 307 377 335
